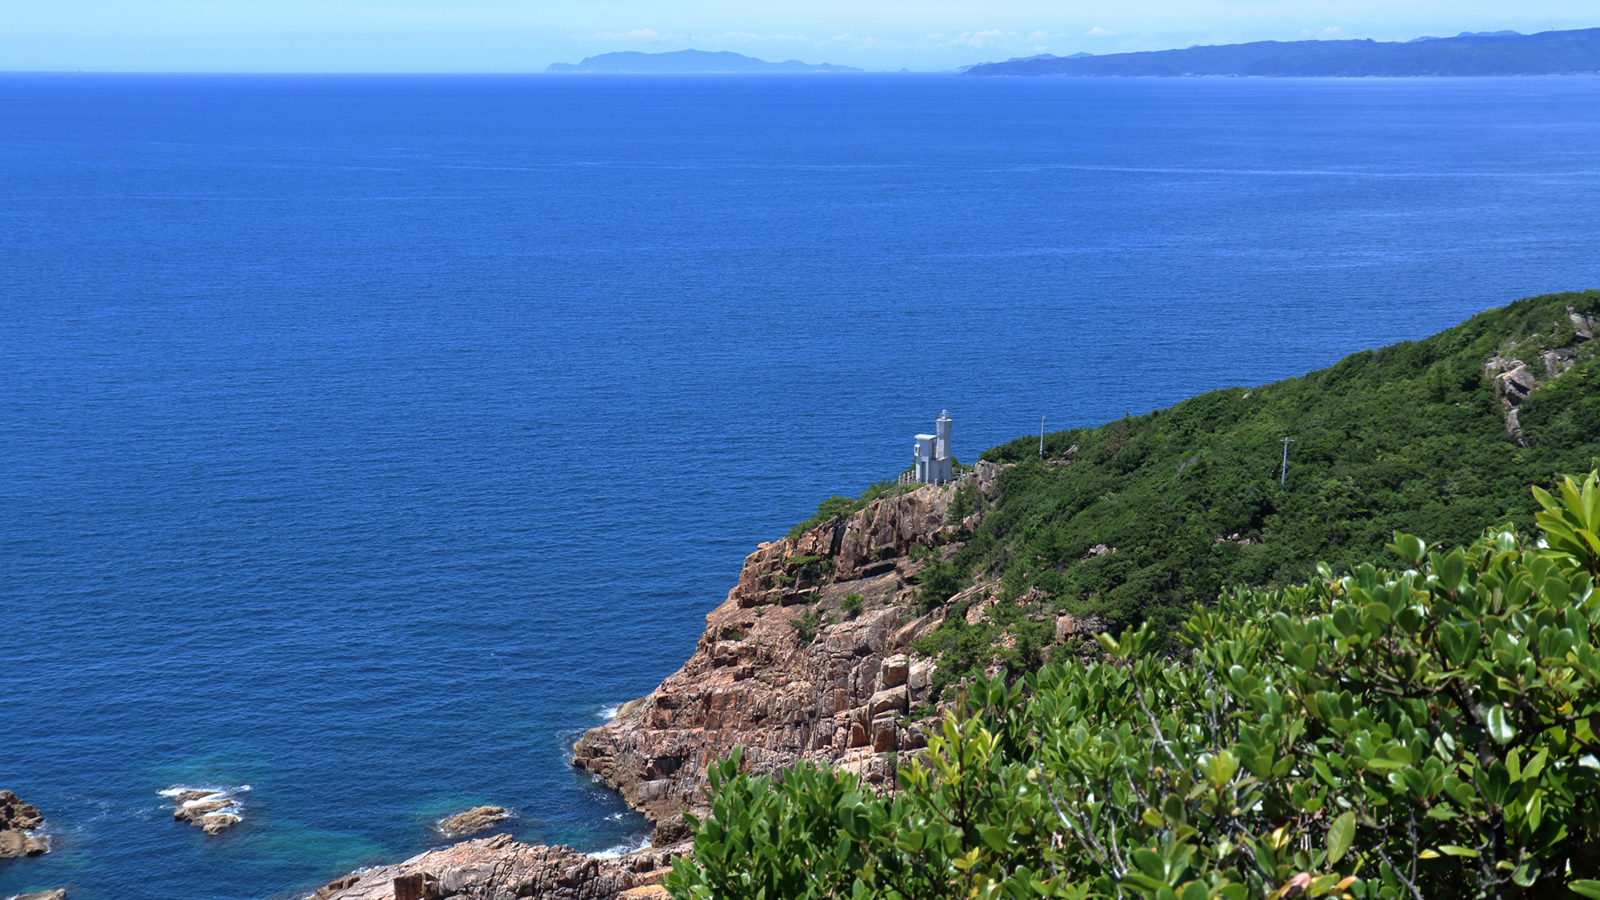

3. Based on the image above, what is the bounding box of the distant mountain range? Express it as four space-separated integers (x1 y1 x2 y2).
546 50 863 74
964 27 1600 77
957 52 1091 73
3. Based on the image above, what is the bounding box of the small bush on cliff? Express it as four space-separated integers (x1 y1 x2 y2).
669 473 1600 900
787 480 912 541
790 607 823 645
841 592 865 619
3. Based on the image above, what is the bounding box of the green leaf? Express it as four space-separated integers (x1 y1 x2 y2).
1363 757 1405 771
1570 880 1600 899
1439 549 1466 592
1327 810 1356 863
1485 705 1518 744
1203 751 1240 788
1393 533 1427 566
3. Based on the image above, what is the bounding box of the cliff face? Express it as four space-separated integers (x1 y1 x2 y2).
572 463 1003 840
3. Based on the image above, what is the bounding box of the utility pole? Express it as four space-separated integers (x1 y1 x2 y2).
1040 417 1046 459
1280 437 1294 485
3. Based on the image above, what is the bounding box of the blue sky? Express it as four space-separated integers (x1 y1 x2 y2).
0 0 1593 72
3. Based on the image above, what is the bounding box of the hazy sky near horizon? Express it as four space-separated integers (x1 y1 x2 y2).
0 0 1594 72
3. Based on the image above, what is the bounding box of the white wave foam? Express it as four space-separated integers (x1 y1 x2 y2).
588 834 651 859
159 784 247 823
598 704 621 721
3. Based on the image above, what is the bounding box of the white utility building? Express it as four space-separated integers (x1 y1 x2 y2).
913 410 954 484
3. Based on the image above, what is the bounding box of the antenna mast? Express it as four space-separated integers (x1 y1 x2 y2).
1280 436 1295 485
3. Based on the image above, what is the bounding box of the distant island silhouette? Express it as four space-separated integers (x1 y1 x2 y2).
964 27 1600 76
546 49 864 74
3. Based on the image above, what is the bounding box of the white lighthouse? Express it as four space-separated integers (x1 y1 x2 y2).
913 410 955 484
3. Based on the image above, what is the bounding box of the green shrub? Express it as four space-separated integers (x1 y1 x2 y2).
790 607 822 645
841 592 865 619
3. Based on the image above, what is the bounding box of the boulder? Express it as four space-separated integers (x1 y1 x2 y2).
436 805 510 838
877 654 909 690
200 813 241 835
907 660 936 704
174 799 232 822
871 715 898 752
0 791 44 831
869 685 908 718
12 891 67 900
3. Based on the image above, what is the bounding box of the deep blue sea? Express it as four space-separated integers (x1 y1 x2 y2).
2 72 1598 900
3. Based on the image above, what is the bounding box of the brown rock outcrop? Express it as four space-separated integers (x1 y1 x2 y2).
573 464 1003 833
1485 307 1597 439
437 806 511 838
0 790 49 858
310 833 690 900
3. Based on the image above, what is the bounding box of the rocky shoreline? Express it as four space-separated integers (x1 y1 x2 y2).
0 791 49 860
306 834 685 900
312 461 1111 900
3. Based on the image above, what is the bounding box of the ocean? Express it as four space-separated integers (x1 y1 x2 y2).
2 72 1598 900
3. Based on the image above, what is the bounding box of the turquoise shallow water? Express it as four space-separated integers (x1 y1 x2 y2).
2 73 1599 900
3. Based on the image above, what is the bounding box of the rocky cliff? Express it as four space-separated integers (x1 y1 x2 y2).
571 463 1008 841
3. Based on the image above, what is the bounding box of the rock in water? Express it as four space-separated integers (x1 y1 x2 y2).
200 813 242 834
161 786 244 834
0 789 50 858
173 798 233 822
436 805 510 837
12 891 68 900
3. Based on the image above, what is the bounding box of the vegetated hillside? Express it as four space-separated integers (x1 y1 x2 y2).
911 290 1599 667
963 27 1600 76
670 477 1600 899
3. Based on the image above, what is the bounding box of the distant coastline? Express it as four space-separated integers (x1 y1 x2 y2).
964 27 1600 76
546 49 863 74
